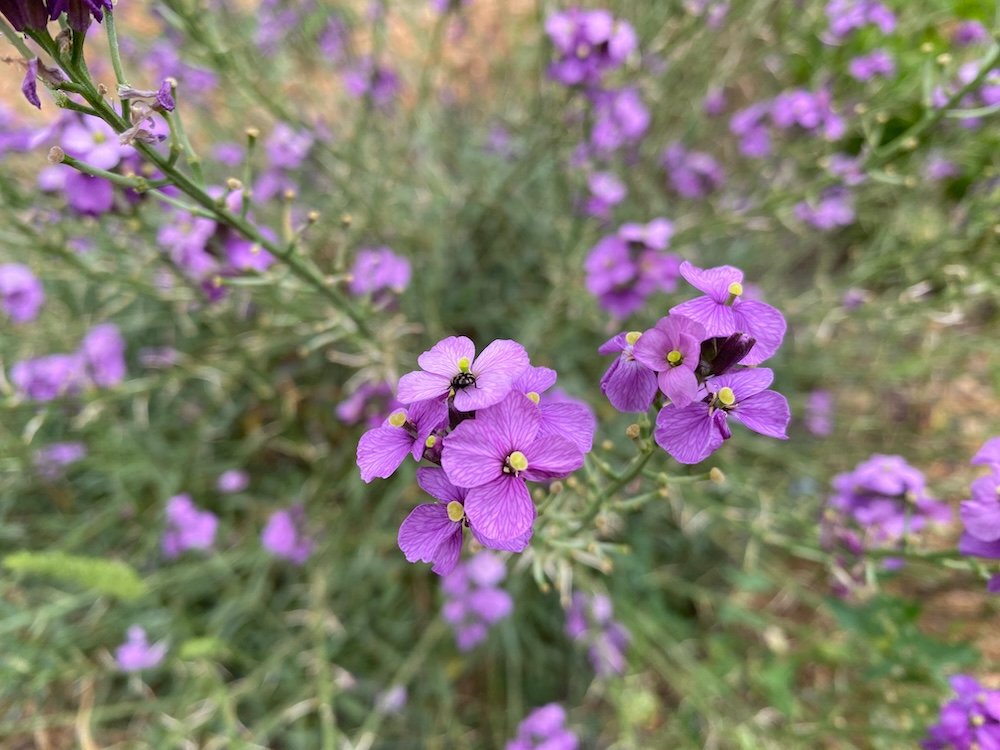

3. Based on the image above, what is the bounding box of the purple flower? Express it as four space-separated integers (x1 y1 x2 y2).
512 367 596 455
545 9 636 88
336 381 401 427
261 505 313 564
319 16 349 62
506 703 579 750
825 0 895 40
265 123 313 170
669 262 786 365
729 102 772 158
703 87 727 116
952 21 990 47
216 469 249 494
957 438 1000 573
115 626 167 672
662 143 725 199
343 57 401 111
65 172 115 216
584 171 627 219
0 0 49 31
923 675 1000 750
972 438 1000 468
441 552 513 650
441 392 584 543
356 397 449 483
80 323 126 388
0 263 44 323
48 0 112 31
631 315 707 408
590 87 650 155
925 152 959 182
162 494 218 558
770 88 845 140
396 336 529 413
805 390 834 437
375 685 407 714
11 353 85 402
62 117 126 171
827 153 867 186
224 235 276 273
654 368 790 464
348 247 412 299
599 331 658 413
848 49 895 81
33 442 86 480
565 592 630 677
795 188 855 230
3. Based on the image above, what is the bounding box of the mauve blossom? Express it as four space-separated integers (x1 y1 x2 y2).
115 626 167 672
80 323 126 388
336 381 401 427
265 123 313 170
729 102 772 158
972 438 1000 468
506 703 579 750
64 172 115 216
598 331 658 413
631 315 707 408
33 442 87 480
441 552 513 650
703 87 727 116
343 57 401 111
590 87 650 154
216 469 249 494
62 117 126 171
356 397 449 483
584 171 627 218
348 247 411 299
662 143 725 199
925 152 959 182
923 675 1000 749
0 0 49 31
224 235 276 273
952 21 989 47
0 263 44 323
770 88 845 140
848 49 895 81
261 505 314 564
545 8 636 88
162 494 218 558
512 366 596 454
795 188 855 230
11 353 85 402
805 390 834 437
825 0 895 40
565 592 630 677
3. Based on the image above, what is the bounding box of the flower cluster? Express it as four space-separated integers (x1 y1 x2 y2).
565 591 630 677
0 0 110 33
506 703 578 750
824 0 896 41
600 261 790 464
584 218 680 318
924 675 1000 750
358 336 594 574
441 552 513 651
544 9 636 89
957 437 1000 592
348 246 411 301
661 142 726 199
12 322 126 402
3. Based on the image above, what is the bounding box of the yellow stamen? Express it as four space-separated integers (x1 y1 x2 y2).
457 356 471 373
526 392 540 404
388 410 407 428
446 501 464 523
727 281 743 297
972 715 985 727
508 451 529 472
625 331 642 346
666 349 683 365
424 435 437 448
717 387 736 406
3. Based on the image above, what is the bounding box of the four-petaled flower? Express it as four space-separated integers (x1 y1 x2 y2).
631 315 706 408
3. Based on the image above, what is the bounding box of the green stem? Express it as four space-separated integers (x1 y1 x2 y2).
103 10 129 120
0 16 34 58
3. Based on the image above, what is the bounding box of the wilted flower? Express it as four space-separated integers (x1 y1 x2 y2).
0 263 44 324
115 626 167 672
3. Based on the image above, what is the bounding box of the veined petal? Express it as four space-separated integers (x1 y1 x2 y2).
472 526 533 553
473 392 541 454
397 503 461 568
357 425 413 482
713 367 774 399
735 300 786 364
441 418 504 488
631 327 672 372
731 390 790 439
654 402 724 464
431 531 464 575
972 437 1000 467
416 467 467 504
678 261 743 303
670 296 740 339
453 381 512 412
539 401 596 453
396 370 449 404
523 434 585 481
416 335 475 377
658 367 700 408
959 532 1000 559
601 358 657 413
514 366 558 395
960 496 1000 543
408 397 449 460
471 339 530 389
598 332 627 355
464 476 536 542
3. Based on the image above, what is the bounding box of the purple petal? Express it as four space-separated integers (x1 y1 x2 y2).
454 339 529 411
960 496 1000 543
416 466 466 504
959 532 1000 559
598 332 627 355
670 296 740 339
472 526 532 552
658 367 700 408
654 402 724 464
601 357 657 413
442 417 505 488
713 367 774 399
416 335 475 377
467 588 514 624
972 437 1000 467
464 475 535 542
514 365 558 395
678 261 743 303
523 434 584 481
631 327 673 372
396 370 449 404
730 390 790 439
22 59 40 109
397 503 463 574
473 392 541 454
407 396 449 460
539 401 596 453
734 300 786 365
357 425 413 483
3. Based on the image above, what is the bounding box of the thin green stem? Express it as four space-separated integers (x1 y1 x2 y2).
0 16 34 58
103 11 129 120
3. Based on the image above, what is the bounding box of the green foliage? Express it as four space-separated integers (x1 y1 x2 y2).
3 551 148 601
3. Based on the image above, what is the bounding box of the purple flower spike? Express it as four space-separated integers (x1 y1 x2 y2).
0 263 45 323
631 315 707 408
669 261 786 365
654 368 790 464
396 336 529 413
356 397 448 483
115 626 167 672
442 393 583 543
599 331 658 413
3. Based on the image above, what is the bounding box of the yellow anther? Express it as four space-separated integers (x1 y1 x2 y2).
424 435 437 448
457 356 471 373
508 451 529 472
625 331 642 346
388 410 407 428
93 132 106 144
727 281 743 297
526 391 541 404
972 715 985 727
446 501 464 523
666 349 683 365
717 387 736 406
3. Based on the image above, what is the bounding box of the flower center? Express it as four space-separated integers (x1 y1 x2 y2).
666 349 683 366
971 714 985 727
446 501 465 523
388 410 407 427
93 132 106 144
504 450 529 475
424 435 437 448
526 391 540 404
726 281 743 306
625 331 642 346
451 356 476 390
716 387 736 407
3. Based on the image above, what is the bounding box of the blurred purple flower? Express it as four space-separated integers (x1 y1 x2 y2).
923 675 1000 749
794 188 855 230
825 0 895 40
441 551 513 651
771 88 845 140
506 703 579 750
729 102 772 158
0 263 44 323
80 323 126 388
952 21 990 47
336 381 401 427
348 247 411 299
34 442 87 480
583 171 627 218
662 143 725 199
261 505 314 565
265 123 313 171
589 87 650 155
216 469 249 494
64 172 115 216
924 152 959 182
848 49 895 81
344 57 401 111
162 494 218 558
565 592 630 676
62 117 126 171
11 353 84 402
545 8 636 88
703 87 727 116
115 626 167 672
805 390 834 437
